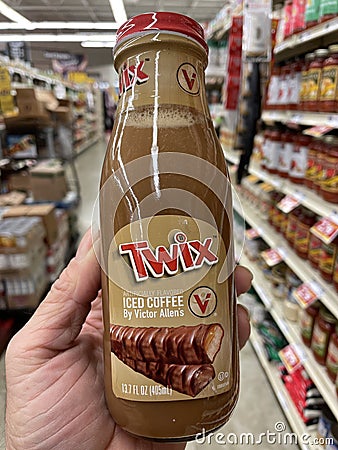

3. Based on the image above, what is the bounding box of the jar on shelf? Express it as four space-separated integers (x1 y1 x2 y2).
305 136 323 189
300 52 315 109
319 0 338 22
291 0 307 34
271 262 288 299
308 230 323 269
304 0 320 28
300 301 320 347
265 64 281 110
286 205 303 246
289 58 303 109
294 207 317 258
311 307 337 365
284 297 300 321
279 63 292 109
290 133 312 184
262 128 272 171
334 247 338 292
326 324 338 382
269 192 285 232
319 237 338 283
266 128 283 174
313 136 330 194
319 45 338 113
279 129 295 177
284 0 294 38
306 48 329 111
319 136 338 203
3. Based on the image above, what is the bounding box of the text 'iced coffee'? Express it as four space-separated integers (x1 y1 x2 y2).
99 11 239 441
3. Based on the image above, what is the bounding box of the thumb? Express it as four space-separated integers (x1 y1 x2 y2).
16 229 101 356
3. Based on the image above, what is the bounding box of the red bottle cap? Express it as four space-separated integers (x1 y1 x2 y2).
115 11 208 54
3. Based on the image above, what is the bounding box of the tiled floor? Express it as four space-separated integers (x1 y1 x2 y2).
0 139 298 449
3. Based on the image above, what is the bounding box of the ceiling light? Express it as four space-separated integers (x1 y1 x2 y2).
0 34 117 43
81 41 115 48
0 0 31 25
0 21 119 30
109 0 127 25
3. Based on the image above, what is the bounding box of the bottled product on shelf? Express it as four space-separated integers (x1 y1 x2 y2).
282 0 338 36
260 127 338 204
264 45 338 112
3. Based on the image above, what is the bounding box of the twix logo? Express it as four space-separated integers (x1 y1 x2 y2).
119 232 218 282
119 60 149 93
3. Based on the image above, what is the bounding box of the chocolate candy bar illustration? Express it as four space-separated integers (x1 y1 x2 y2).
110 323 224 365
120 356 216 397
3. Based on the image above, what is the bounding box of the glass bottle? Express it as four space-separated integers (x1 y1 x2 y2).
99 12 239 441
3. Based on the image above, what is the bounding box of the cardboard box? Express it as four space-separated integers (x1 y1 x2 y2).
15 88 59 119
30 161 67 202
55 99 73 125
7 171 31 193
2 204 58 245
0 191 26 206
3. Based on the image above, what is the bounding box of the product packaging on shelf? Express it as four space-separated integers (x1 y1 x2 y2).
29 160 67 202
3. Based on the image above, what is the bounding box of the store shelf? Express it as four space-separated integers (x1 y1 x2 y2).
250 327 319 450
261 110 338 128
234 196 338 318
222 146 241 165
74 136 101 156
274 18 338 61
243 252 338 422
248 162 338 218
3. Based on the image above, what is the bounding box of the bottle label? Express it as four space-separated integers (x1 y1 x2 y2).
305 0 320 22
326 339 338 374
295 221 310 253
320 66 338 101
108 215 233 401
311 323 329 357
266 75 280 105
300 310 314 340
290 145 308 178
319 242 336 274
319 0 338 16
307 68 321 101
116 43 205 113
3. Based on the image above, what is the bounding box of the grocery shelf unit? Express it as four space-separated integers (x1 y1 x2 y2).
249 326 319 450
232 189 338 444
274 17 338 62
220 0 338 433
1 55 104 158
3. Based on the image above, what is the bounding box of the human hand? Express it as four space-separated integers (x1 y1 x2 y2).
5 230 251 450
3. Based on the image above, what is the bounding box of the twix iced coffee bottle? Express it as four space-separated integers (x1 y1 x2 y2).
99 12 239 441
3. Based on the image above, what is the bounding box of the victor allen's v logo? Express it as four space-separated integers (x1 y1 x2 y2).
182 69 197 90
193 293 211 314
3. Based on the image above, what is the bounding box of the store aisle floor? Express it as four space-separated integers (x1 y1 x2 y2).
0 140 298 449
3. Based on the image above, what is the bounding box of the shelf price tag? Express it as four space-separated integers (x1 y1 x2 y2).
293 282 322 308
277 195 300 213
303 125 334 137
245 228 260 240
260 248 283 266
278 344 304 373
310 217 338 244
